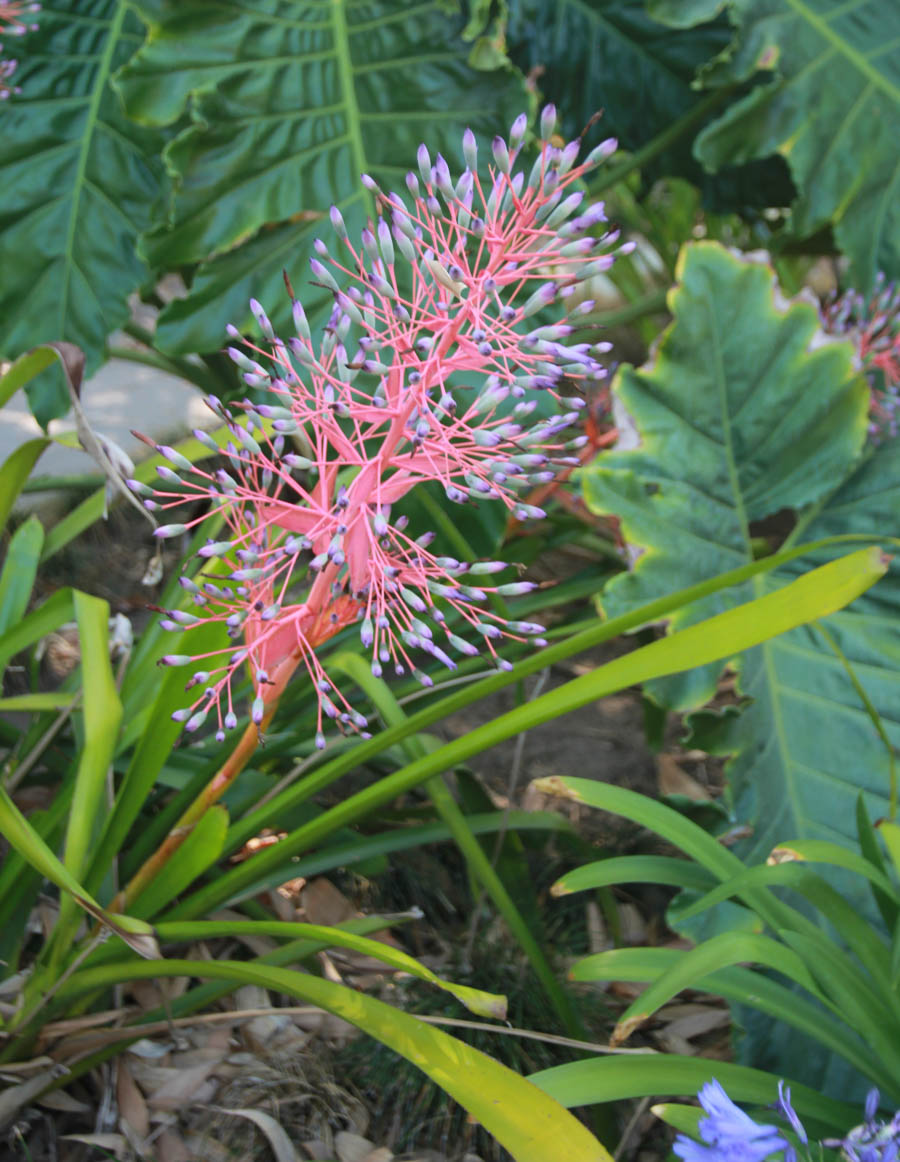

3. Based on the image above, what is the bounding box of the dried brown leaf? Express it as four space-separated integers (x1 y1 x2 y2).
301 879 356 926
216 1106 299 1162
155 1128 193 1162
61 1133 129 1158
300 1142 332 1160
663 1007 731 1041
0 1055 53 1076
183 1131 232 1161
336 1131 377 1162
127 1037 174 1060
657 754 711 801
36 1088 91 1113
0 1069 58 1127
117 1060 150 1138
145 1059 224 1109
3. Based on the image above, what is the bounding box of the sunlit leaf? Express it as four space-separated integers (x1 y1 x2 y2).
63 958 612 1162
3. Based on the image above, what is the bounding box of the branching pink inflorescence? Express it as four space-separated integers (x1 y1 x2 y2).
136 107 630 747
0 1 39 100
823 274 900 440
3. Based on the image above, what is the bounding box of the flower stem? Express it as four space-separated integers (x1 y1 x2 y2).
110 700 280 913
112 600 360 913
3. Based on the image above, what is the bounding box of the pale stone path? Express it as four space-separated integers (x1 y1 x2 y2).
3 352 210 514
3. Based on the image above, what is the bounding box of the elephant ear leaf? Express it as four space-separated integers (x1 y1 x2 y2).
502 0 792 209
687 0 900 290
0 2 166 410
115 0 528 358
584 241 900 888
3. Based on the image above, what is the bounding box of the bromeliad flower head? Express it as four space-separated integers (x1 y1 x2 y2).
0 1 39 100
137 107 628 746
673 1080 794 1162
823 274 900 441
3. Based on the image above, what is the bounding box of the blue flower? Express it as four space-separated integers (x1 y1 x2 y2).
825 1090 900 1162
673 1081 793 1162
776 1082 808 1145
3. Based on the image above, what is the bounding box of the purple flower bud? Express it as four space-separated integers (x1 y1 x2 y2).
309 257 338 291
540 104 557 140
509 112 528 149
462 127 477 172
249 297 274 338
585 137 617 165
400 586 427 613
433 152 452 194
292 298 311 342
513 503 546 521
520 281 557 319
185 710 207 732
507 620 545 635
329 204 347 239
468 560 507 575
198 540 234 558
417 142 431 185
558 139 581 175
492 136 510 174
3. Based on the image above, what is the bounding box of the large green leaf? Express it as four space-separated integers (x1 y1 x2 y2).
116 0 527 355
585 241 868 683
504 0 729 159
583 243 899 852
501 0 792 208
685 0 900 288
582 241 900 1092
688 438 900 869
0 1 166 385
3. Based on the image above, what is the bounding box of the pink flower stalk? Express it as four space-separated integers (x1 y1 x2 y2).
0 1 39 100
137 107 628 748
823 274 900 440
